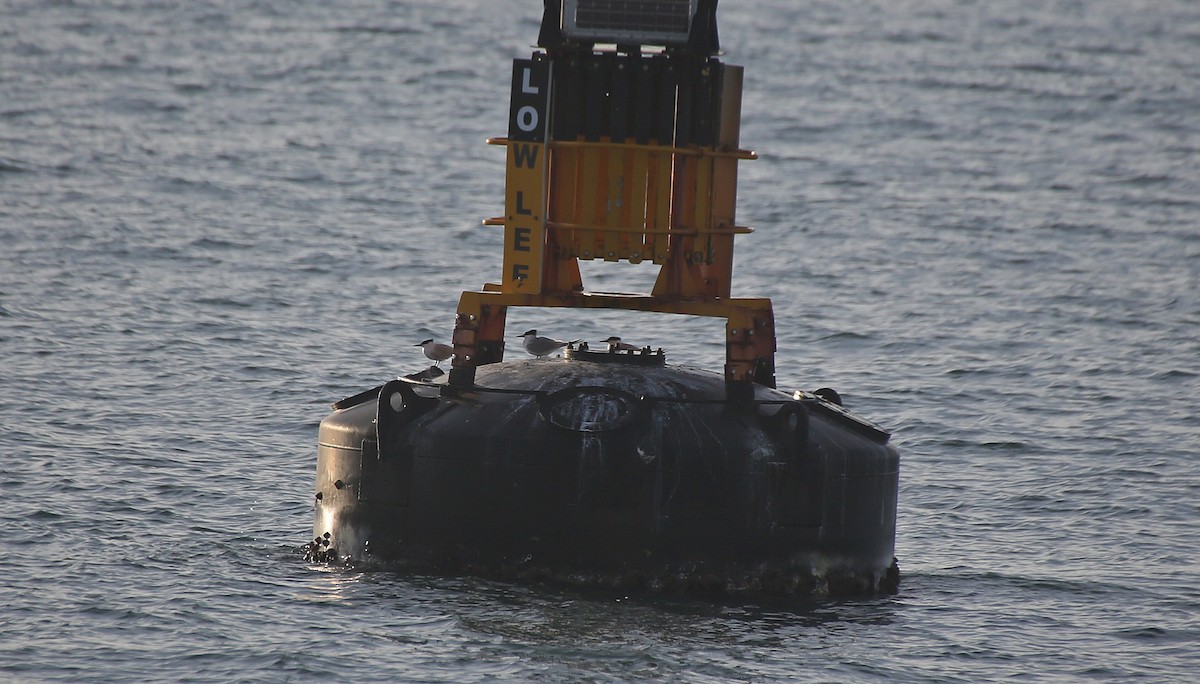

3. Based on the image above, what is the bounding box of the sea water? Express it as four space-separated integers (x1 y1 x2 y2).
2 0 1197 680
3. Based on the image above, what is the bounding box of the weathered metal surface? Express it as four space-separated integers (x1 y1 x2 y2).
310 359 899 595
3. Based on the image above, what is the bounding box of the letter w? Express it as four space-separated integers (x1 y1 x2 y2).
513 143 539 169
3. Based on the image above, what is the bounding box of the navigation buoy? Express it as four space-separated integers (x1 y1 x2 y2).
307 0 900 596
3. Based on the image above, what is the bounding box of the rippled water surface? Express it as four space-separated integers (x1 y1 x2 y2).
2 0 1198 681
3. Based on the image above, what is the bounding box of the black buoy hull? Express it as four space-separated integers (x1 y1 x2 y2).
310 360 899 595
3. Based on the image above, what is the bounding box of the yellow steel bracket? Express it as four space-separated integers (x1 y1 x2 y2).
451 61 775 396
450 290 775 390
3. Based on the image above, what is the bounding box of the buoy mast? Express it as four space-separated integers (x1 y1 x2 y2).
450 0 773 398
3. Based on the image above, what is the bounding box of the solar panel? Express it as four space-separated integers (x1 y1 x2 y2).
561 0 697 46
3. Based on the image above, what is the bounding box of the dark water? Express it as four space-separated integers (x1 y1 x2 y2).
3 0 1198 680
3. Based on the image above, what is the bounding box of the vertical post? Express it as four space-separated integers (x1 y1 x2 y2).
502 58 551 294
725 301 776 398
450 292 510 387
703 65 743 299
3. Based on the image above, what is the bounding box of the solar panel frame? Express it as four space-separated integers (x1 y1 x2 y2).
560 0 698 46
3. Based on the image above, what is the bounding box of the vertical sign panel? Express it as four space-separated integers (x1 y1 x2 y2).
503 58 550 293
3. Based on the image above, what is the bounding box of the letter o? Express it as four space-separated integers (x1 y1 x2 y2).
517 106 539 132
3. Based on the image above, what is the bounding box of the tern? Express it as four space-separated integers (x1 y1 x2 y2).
415 338 453 366
602 336 638 352
518 329 576 358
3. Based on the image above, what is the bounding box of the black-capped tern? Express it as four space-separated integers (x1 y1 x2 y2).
415 338 453 366
602 336 638 352
518 329 576 358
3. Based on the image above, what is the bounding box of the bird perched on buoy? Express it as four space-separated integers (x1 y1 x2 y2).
519 329 576 358
602 336 638 352
415 338 453 367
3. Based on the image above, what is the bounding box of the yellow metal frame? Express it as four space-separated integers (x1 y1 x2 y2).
451 290 775 384
451 64 775 390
